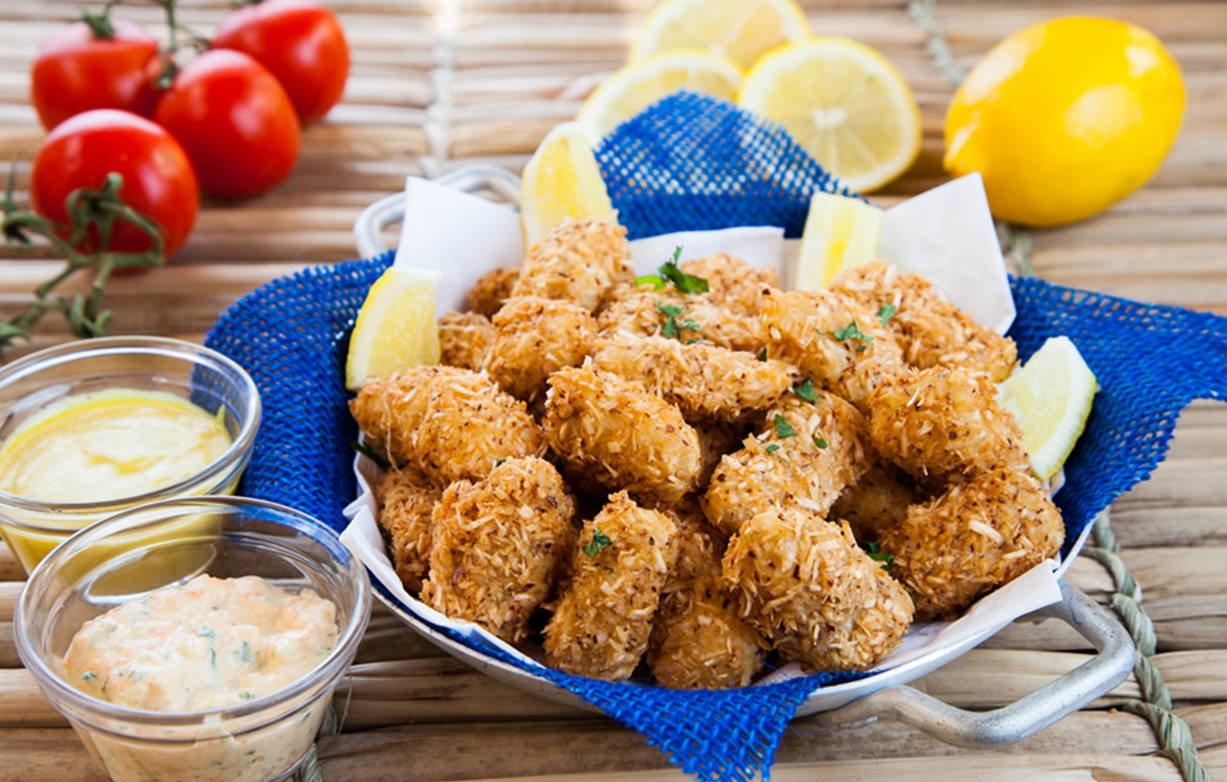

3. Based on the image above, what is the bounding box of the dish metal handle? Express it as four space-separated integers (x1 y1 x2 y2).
352 165 523 258
812 580 1136 747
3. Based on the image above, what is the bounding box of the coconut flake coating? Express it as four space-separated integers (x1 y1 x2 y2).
832 461 925 544
679 252 777 316
377 467 440 593
439 311 496 372
882 465 1064 620
598 285 766 353
511 217 633 312
466 266 519 318
722 507 913 672
544 491 679 680
486 296 597 401
421 457 577 642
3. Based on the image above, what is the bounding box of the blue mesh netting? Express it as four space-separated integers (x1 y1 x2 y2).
205 93 1227 781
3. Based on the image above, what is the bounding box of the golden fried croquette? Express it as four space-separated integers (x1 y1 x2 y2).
377 467 441 593
701 393 873 537
832 261 1018 381
760 287 906 408
883 466 1064 619
589 333 798 420
723 507 913 672
597 286 766 353
465 266 519 318
832 461 925 544
544 491 679 680
485 296 597 401
866 365 1028 485
512 217 633 312
439 311 495 371
679 252 776 316
420 457 577 642
350 366 546 485
543 364 703 503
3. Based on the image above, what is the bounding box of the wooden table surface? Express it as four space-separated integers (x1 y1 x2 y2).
1 0 1226 780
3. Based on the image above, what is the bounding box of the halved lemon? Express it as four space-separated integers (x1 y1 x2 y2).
997 336 1098 480
520 121 617 250
578 50 744 139
738 37 921 193
629 0 810 71
345 265 441 391
794 191 882 289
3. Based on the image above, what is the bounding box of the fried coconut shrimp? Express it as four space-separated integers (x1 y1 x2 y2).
701 393 873 537
832 261 1017 381
882 466 1064 619
544 491 679 680
377 467 441 593
350 366 546 485
420 457 577 642
512 217 634 312
597 287 765 353
543 365 702 503
590 333 798 420
760 287 905 408
832 461 925 544
465 266 519 318
439 311 495 371
679 252 776 316
486 296 597 401
723 507 913 672
866 365 1027 485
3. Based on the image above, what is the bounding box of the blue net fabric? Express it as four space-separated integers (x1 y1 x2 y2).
205 92 1227 781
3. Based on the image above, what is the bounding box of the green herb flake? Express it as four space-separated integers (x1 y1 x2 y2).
772 414 796 439
658 246 709 294
494 458 507 468
655 301 687 339
681 318 701 331
765 443 788 462
685 338 702 345
81 671 97 682
238 641 253 663
831 320 873 348
198 626 215 640
813 435 828 449
656 302 683 317
582 529 613 558
634 274 666 291
876 302 897 326
792 379 818 402
239 691 256 701
757 347 768 361
864 540 893 572
351 440 390 471
209 648 217 670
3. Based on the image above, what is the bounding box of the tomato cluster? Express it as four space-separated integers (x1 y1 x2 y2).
27 0 349 258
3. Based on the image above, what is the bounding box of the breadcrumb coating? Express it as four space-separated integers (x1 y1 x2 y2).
590 333 797 420
723 507 913 672
543 364 703 503
832 461 925 544
597 286 766 353
466 266 519 318
832 261 1017 381
377 467 440 593
866 365 1028 485
544 491 679 680
512 217 633 312
679 253 776 316
486 296 597 401
350 366 547 485
701 393 873 537
439 311 496 371
421 457 577 642
882 466 1064 619
760 287 906 408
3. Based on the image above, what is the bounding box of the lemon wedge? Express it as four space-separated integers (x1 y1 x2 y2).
345 265 441 391
737 37 921 193
629 0 810 71
520 121 617 250
578 50 743 139
997 336 1098 480
794 191 882 289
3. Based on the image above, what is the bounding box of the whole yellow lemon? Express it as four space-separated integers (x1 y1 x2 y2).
944 17 1184 227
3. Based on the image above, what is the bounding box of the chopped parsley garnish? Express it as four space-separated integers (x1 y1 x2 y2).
656 301 695 340
636 246 709 294
238 641 253 663
685 338 703 345
772 414 795 439
813 435 828 449
765 443 787 461
792 379 818 402
831 320 873 351
876 302 897 326
681 318 701 331
351 440 390 471
864 540 894 572
494 458 507 468
582 529 613 558
198 626 215 640
81 671 97 682
757 347 768 361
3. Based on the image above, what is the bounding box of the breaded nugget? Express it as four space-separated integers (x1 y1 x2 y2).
590 333 797 420
833 261 1017 381
760 287 906 408
466 266 519 318
723 507 913 672
544 491 679 680
485 296 597 401
439 311 495 371
377 467 440 593
866 365 1028 485
832 461 925 544
701 393 873 537
350 366 546 485
882 466 1064 619
512 217 633 312
597 286 766 353
679 252 776 316
421 457 577 642
543 364 702 503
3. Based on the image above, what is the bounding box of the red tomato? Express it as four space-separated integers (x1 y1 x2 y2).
30 20 161 131
213 0 349 124
154 49 301 199
30 109 199 259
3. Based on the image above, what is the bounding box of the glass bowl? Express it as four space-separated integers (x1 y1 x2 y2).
0 336 261 573
15 496 371 782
